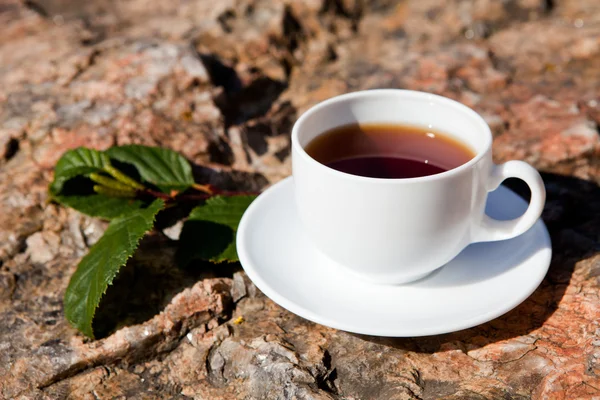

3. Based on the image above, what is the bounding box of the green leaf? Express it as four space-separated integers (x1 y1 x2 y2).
106 145 194 192
50 148 111 193
177 195 256 265
49 147 144 220
64 199 164 338
53 194 146 220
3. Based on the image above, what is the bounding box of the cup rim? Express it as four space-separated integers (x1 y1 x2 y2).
291 89 492 184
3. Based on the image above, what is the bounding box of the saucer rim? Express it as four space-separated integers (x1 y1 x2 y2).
237 176 552 337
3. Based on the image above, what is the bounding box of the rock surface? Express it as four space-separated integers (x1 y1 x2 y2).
1 0 600 398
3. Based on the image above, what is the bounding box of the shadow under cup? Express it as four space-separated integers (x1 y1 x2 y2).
291 90 495 285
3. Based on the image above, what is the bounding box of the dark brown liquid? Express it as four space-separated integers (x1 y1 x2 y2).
305 123 475 179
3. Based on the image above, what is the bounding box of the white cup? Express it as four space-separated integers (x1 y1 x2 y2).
292 89 546 284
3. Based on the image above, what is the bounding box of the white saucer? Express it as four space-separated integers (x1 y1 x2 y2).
237 177 552 337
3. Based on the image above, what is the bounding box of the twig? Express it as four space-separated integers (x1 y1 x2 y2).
138 188 172 201
139 187 260 203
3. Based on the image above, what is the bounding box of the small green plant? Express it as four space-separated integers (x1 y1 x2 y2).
49 145 256 339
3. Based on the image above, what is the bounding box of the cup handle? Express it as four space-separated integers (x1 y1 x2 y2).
474 161 546 242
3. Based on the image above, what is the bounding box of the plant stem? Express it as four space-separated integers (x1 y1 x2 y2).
192 183 213 194
90 173 136 192
175 193 212 201
185 187 260 199
94 185 137 198
192 183 259 197
104 165 145 190
137 186 260 203
138 188 172 201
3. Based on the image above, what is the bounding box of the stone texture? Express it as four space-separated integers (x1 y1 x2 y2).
1 0 600 399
